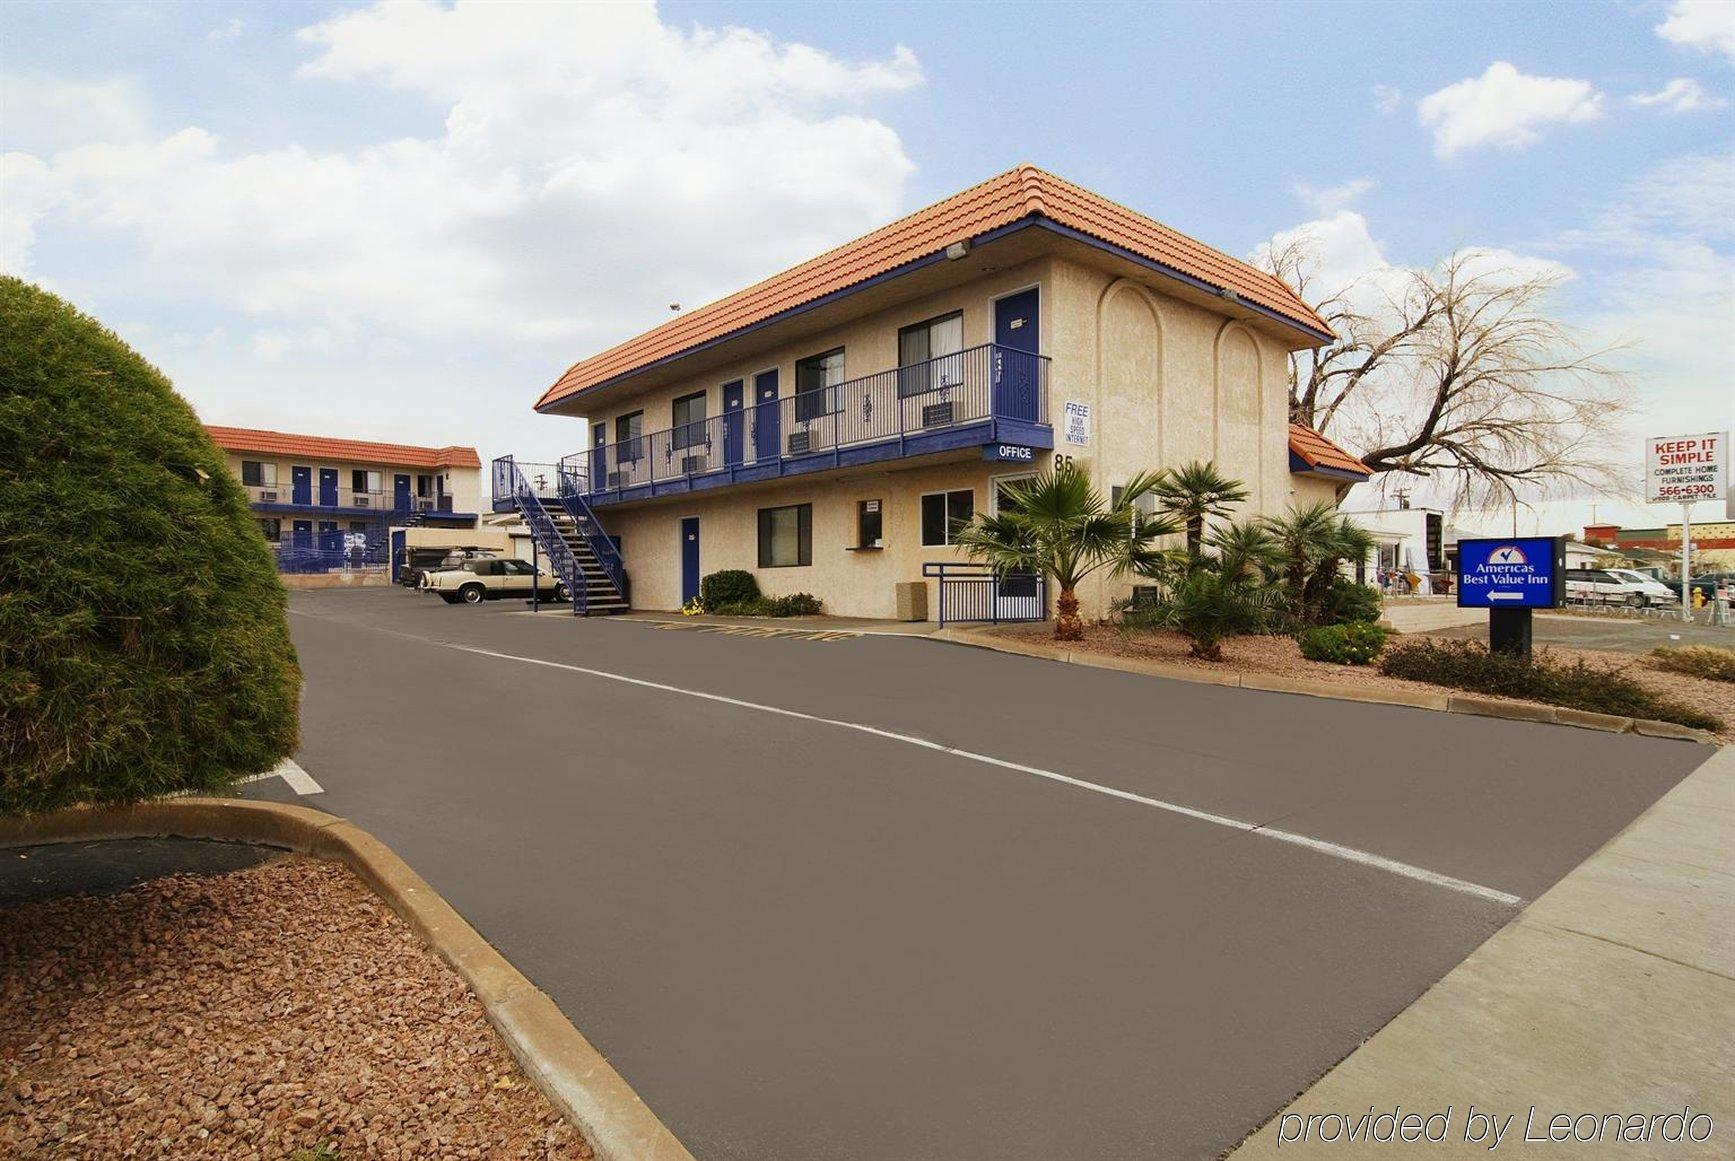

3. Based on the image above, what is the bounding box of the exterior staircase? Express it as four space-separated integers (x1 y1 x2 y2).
529 497 629 615
493 456 628 616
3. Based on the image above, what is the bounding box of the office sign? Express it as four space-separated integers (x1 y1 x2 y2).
1645 432 1727 503
1063 401 1091 446
1456 537 1563 609
982 444 1036 463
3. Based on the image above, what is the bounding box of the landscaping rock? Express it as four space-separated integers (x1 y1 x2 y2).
0 855 592 1158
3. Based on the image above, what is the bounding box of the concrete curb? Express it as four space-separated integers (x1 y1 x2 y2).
0 797 695 1161
932 626 1717 744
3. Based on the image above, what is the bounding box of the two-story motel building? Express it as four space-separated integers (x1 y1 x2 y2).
508 166 1369 620
207 426 482 576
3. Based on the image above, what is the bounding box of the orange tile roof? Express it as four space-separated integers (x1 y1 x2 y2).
1288 422 1372 477
204 426 481 470
537 164 1330 410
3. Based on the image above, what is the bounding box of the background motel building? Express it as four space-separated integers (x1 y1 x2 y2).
497 166 1369 620
206 426 482 581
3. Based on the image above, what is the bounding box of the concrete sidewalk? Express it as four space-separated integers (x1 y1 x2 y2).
1229 746 1733 1158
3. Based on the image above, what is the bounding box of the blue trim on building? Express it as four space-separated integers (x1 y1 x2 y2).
1288 451 1370 482
581 419 1054 508
537 213 1329 413
249 500 478 523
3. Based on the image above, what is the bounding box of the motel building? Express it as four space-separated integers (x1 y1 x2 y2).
206 426 483 583
496 165 1369 622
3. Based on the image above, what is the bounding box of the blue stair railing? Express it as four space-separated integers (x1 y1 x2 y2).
556 453 627 599
494 456 585 614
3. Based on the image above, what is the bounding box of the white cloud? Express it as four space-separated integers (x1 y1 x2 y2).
0 73 152 155
207 17 245 43
1293 178 1373 215
1656 0 1735 61
1629 77 1727 112
1417 62 1604 158
1372 84 1404 115
2 0 922 349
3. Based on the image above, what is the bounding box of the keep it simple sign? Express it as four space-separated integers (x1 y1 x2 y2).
1645 432 1727 504
1456 537 1563 609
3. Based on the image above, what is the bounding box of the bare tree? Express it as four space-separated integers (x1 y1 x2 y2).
1264 239 1632 508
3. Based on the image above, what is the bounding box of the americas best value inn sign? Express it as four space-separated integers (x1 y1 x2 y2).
1645 432 1728 504
1456 537 1564 610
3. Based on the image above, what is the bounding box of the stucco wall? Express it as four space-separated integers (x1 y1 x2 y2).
571 251 1318 621
217 451 482 514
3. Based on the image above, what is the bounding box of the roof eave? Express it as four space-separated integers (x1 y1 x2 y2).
536 211 1332 414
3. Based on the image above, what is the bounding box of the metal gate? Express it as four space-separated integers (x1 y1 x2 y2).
922 562 1047 627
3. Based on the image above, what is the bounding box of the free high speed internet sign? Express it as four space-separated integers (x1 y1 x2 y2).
1645 432 1727 504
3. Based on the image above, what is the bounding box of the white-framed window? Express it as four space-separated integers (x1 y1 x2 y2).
921 489 974 546
898 311 964 397
990 472 1038 516
242 460 278 488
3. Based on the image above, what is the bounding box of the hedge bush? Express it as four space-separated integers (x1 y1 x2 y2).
1647 645 1735 684
1378 639 1721 732
1297 621 1388 665
699 569 759 610
709 592 824 617
0 277 301 814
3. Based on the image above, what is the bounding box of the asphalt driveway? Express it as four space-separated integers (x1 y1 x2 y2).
259 589 1711 1161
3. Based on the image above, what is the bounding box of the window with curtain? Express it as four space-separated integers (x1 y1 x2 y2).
795 349 844 423
671 392 707 450
758 503 813 567
241 460 278 488
616 411 644 461
898 311 963 397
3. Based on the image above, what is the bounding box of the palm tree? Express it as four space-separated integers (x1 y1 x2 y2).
952 462 1178 641
1154 461 1250 559
1141 568 1280 660
1262 502 1375 624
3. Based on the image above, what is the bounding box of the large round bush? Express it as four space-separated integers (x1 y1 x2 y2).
0 277 300 814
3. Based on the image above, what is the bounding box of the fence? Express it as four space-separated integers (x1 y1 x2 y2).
922 562 1047 627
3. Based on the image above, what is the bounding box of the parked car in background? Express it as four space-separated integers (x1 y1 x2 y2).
398 546 500 589
1662 571 1735 603
1564 568 1674 608
421 557 567 605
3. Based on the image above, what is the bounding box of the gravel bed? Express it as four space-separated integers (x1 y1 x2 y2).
0 854 592 1159
997 623 1734 742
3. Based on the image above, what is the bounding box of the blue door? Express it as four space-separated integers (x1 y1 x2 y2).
390 529 406 582
753 370 779 462
680 517 700 605
291 466 312 505
393 474 411 510
291 519 313 548
993 288 1041 423
591 422 607 490
722 380 745 467
318 520 340 552
318 468 338 507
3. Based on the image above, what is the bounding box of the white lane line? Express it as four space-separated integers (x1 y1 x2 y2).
441 641 1523 908
270 758 325 796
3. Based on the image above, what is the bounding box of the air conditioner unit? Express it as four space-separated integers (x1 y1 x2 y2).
353 495 371 507
259 490 278 502
922 402 955 428
679 454 705 474
608 471 630 489
787 430 813 455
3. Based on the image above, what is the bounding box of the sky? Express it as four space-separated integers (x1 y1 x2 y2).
3 0 1731 535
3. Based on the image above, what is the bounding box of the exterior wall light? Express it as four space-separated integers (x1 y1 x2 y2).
945 241 970 260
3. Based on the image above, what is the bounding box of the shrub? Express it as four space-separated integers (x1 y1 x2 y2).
709 593 824 617
1648 645 1735 684
1297 622 1388 665
1125 569 1279 660
1319 576 1382 626
1379 639 1721 732
0 277 301 814
699 569 758 610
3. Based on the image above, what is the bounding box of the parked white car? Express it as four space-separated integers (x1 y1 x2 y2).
421 558 567 605
1564 567 1673 608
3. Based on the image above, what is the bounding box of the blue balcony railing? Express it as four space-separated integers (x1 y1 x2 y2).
558 343 1048 501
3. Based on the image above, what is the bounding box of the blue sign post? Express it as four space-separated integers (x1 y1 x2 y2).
1456 536 1563 659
